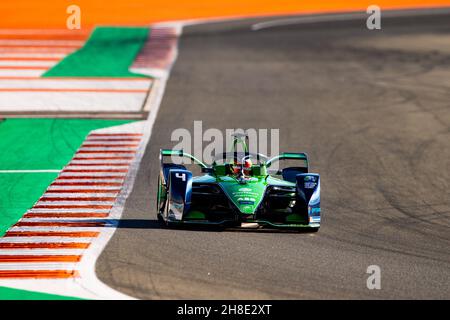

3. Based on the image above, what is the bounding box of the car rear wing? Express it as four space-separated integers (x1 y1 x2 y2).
266 152 309 169
160 149 208 168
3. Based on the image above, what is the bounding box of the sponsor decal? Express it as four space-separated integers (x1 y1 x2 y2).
304 182 317 189
308 206 321 216
239 200 255 205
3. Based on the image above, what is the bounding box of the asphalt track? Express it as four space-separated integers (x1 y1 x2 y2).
97 11 450 299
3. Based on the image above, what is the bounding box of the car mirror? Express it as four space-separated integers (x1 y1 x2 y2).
201 167 214 174
267 168 282 175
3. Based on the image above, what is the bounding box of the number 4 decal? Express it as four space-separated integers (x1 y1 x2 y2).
175 173 186 181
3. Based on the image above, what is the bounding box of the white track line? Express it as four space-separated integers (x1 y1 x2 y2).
0 60 57 67
0 78 151 90
9 227 105 232
64 165 129 170
0 250 86 255
79 143 138 146
49 181 124 185
0 47 75 53
0 53 67 58
0 69 45 77
0 264 78 271
45 185 121 188
57 173 127 177
0 29 88 35
35 202 115 206
251 7 450 30
71 153 136 158
69 160 132 164
0 92 148 112
0 40 85 46
22 218 109 222
15 218 111 223
77 147 137 151
0 170 61 173
85 137 142 140
28 209 111 213
0 238 94 243
42 193 118 197
58 172 127 177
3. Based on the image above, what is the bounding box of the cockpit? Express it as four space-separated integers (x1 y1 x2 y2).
212 152 268 177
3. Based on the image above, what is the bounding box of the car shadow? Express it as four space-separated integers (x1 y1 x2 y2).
116 218 163 229
112 218 317 234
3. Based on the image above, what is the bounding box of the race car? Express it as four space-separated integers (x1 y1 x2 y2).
157 134 321 231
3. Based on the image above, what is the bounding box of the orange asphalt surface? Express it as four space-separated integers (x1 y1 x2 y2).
2 0 450 29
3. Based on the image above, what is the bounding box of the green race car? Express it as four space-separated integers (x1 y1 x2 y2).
157 134 321 231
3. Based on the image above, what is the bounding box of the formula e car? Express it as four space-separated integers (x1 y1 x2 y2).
157 134 321 231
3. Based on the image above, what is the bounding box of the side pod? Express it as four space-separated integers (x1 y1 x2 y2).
167 169 193 221
296 173 321 225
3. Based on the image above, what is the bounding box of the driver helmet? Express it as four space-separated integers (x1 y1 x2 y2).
233 159 253 175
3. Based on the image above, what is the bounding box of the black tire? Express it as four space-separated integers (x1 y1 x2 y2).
294 192 310 222
162 196 178 229
165 221 177 228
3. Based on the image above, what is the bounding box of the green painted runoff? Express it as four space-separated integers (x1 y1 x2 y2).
0 286 83 300
43 27 150 78
0 118 133 236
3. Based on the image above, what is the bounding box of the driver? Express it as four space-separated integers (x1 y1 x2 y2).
232 159 253 176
